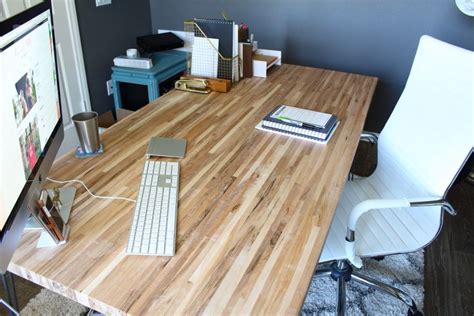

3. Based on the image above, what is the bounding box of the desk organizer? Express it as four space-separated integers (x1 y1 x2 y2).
252 49 282 78
184 19 240 82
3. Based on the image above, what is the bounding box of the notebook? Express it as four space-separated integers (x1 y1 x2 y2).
262 105 338 139
269 105 333 128
255 121 340 144
191 37 219 78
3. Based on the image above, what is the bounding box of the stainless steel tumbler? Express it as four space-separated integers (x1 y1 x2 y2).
72 111 100 154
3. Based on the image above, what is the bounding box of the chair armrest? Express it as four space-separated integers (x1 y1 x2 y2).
344 197 455 268
360 131 379 144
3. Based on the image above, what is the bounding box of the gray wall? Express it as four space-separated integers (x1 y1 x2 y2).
150 0 474 131
76 0 152 115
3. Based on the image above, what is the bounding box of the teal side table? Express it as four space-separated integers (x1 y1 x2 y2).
111 50 187 110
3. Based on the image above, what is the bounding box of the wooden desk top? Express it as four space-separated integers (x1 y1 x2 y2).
10 64 377 315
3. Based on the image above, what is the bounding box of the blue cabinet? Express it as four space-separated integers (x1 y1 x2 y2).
111 50 187 110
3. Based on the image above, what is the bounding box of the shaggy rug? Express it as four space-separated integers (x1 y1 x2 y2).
21 251 423 315
21 289 88 316
302 251 424 315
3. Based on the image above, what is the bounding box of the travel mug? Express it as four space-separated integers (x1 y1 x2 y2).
72 111 100 154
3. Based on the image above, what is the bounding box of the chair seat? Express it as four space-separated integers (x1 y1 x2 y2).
319 150 443 263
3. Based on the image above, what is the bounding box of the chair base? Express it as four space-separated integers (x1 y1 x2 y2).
314 260 422 315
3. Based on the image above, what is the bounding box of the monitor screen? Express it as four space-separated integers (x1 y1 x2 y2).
0 10 60 234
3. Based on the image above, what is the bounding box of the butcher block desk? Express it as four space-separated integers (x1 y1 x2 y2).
9 64 377 315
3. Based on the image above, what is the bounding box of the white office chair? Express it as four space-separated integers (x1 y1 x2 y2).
315 35 473 315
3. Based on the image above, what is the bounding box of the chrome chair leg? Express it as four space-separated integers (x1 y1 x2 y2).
313 260 421 315
313 269 331 279
352 271 419 312
347 172 364 181
336 277 346 316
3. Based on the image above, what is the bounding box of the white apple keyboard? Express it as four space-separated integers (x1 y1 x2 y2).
126 160 179 256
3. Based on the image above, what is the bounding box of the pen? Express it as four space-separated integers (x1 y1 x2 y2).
275 115 322 129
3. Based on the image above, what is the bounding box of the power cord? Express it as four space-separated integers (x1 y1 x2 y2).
47 177 136 203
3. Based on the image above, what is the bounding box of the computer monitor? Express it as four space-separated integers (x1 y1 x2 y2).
0 1 63 273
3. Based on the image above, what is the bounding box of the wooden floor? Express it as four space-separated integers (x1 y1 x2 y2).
424 170 474 315
1 143 473 315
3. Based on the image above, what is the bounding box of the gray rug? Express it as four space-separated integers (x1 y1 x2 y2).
302 251 424 315
21 251 423 315
21 289 88 316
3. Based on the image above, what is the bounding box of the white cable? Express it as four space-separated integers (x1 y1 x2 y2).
47 177 136 203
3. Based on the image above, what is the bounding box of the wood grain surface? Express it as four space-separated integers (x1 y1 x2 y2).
9 64 377 315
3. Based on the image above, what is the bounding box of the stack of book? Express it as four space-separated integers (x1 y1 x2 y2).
256 105 339 144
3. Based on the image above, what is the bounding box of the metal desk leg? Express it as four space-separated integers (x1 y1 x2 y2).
1 272 19 314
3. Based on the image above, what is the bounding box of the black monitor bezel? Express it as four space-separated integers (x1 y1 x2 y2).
0 0 64 238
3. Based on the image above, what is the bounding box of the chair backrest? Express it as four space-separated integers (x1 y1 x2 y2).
378 35 473 197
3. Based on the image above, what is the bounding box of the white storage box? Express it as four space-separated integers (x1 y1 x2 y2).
252 49 282 78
